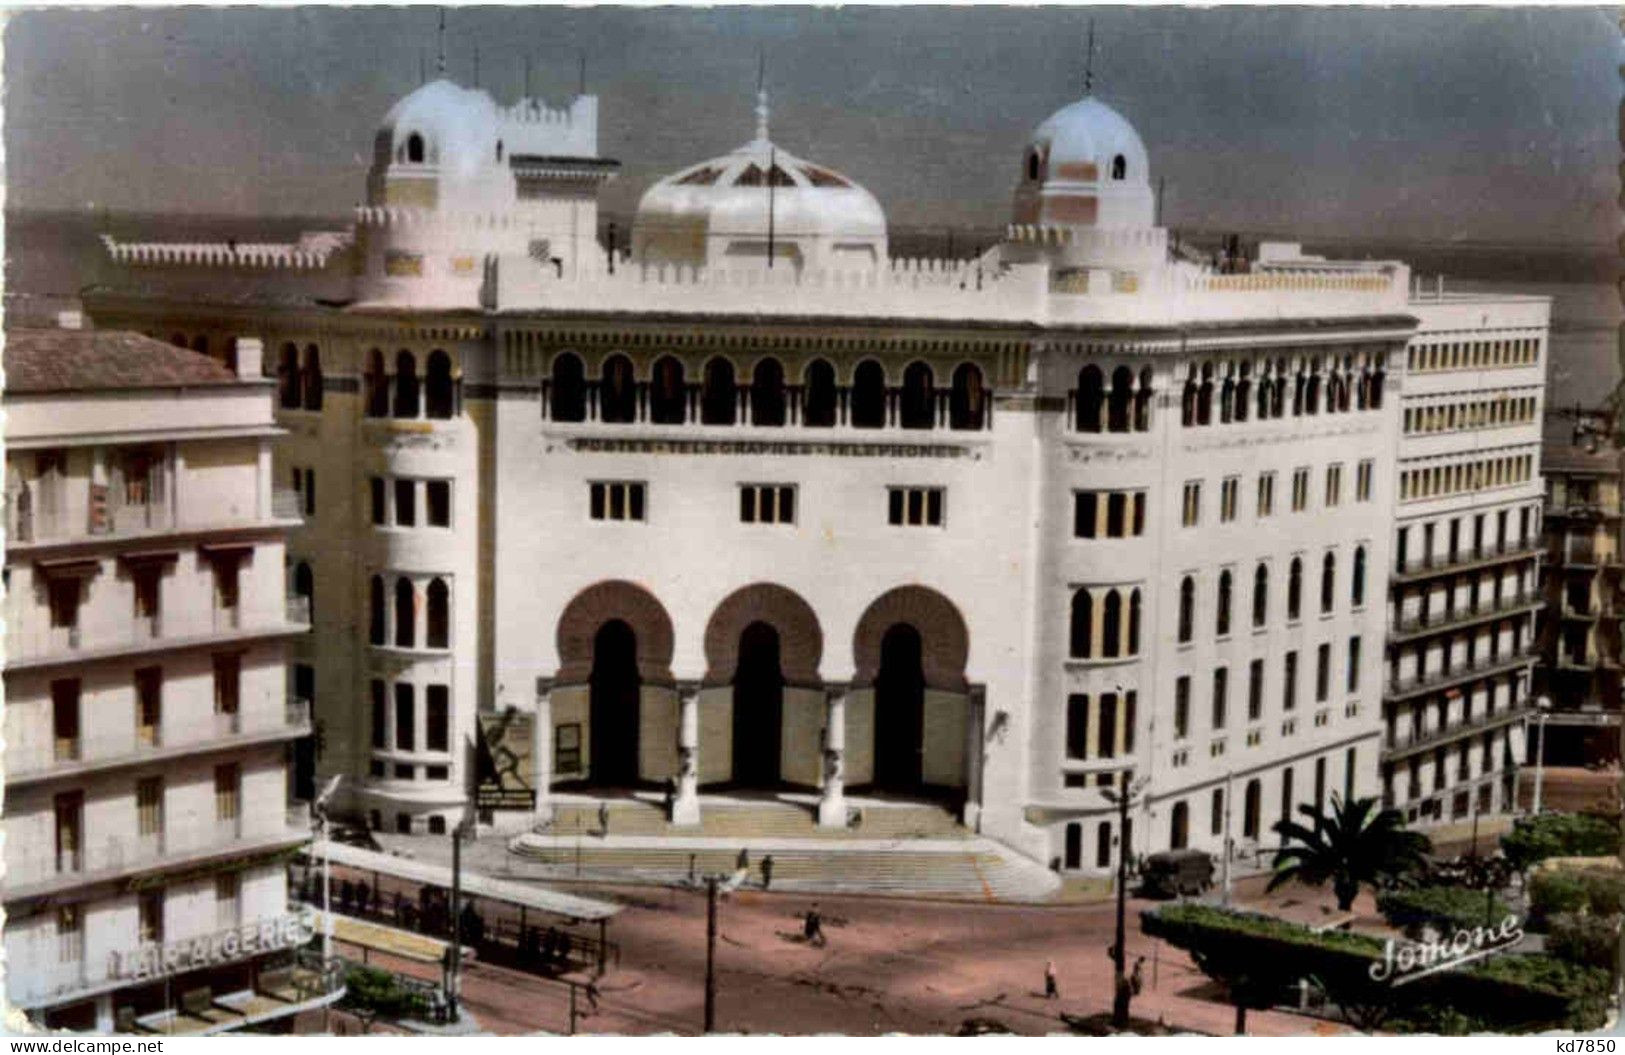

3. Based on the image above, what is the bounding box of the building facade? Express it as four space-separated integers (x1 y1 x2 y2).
2 324 330 1031
1380 293 1549 826
1535 411 1623 765
81 74 1549 876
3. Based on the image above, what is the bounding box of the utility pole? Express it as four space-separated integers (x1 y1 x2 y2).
1221 770 1234 907
1532 696 1551 814
1104 773 1150 1030
704 876 719 1033
448 819 466 1022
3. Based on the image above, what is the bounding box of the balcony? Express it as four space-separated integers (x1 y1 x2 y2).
1391 543 1542 584
1384 647 1536 702
6 596 311 673
1382 698 1534 760
3 813 310 904
1388 592 1541 642
272 487 303 521
7 701 312 789
1552 542 1621 570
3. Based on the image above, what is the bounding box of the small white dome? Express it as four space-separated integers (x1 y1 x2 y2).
1029 96 1149 186
377 79 502 183
1012 94 1155 232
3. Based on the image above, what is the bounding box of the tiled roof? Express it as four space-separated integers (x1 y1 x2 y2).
4 328 239 394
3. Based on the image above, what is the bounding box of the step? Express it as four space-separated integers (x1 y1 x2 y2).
545 798 969 841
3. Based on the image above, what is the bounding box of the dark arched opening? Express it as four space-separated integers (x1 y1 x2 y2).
873 624 926 791
751 358 786 427
600 355 636 424
551 353 586 422
701 358 736 425
425 350 455 419
1108 366 1133 433
1070 589 1093 658
394 578 415 648
406 133 425 163
650 356 686 425
301 346 323 411
803 360 837 427
949 364 986 431
393 351 419 419
1134 367 1154 431
589 620 641 786
365 350 389 418
369 575 385 645
900 361 935 430
278 344 301 409
851 360 886 429
731 621 784 786
426 578 449 649
1077 365 1105 432
1170 801 1190 850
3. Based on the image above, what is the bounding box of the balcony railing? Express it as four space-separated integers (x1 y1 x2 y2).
1389 591 1539 639
287 594 312 627
101 501 174 536
8 596 309 668
1385 647 1535 701
272 487 303 521
1383 698 1533 758
1392 542 1541 582
7 703 312 784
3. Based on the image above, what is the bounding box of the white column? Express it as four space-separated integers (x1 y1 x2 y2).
533 678 554 825
818 685 848 828
256 438 273 520
673 681 701 826
961 685 986 831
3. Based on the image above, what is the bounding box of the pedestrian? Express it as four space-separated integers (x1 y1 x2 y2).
737 847 750 873
599 801 610 837
805 905 826 947
585 981 600 1013
1045 959 1059 1000
1131 956 1145 996
664 776 677 813
761 854 774 889
688 853 698 884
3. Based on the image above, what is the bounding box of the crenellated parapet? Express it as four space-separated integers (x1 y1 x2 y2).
100 232 352 270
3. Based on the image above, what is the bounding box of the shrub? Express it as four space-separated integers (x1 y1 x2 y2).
1547 912 1620 969
1378 885 1513 940
338 965 431 1029
1529 868 1625 929
1501 813 1619 870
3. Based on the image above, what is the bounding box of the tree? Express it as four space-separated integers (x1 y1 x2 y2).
338 965 429 1034
1268 794 1430 910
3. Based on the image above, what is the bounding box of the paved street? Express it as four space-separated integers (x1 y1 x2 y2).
320 866 1349 1036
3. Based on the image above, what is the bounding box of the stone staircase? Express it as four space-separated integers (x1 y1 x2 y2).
543 796 969 841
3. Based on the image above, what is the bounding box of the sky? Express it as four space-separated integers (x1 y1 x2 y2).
3 6 1617 246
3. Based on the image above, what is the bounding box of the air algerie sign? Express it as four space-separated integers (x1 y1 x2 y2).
110 911 316 982
1369 913 1524 986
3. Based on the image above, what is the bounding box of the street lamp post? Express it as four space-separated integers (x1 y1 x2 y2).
1532 696 1551 815
1221 770 1234 907
312 775 344 969
1102 771 1150 1030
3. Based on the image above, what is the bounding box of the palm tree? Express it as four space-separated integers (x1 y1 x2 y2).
1268 794 1431 910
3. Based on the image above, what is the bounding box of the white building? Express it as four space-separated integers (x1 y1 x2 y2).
81 73 1548 877
2 323 333 1032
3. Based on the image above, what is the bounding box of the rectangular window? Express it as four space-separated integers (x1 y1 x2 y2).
1292 467 1310 512
370 477 386 525
888 487 944 527
740 484 797 525
1211 667 1228 730
1248 658 1264 722
1345 748 1356 802
371 680 387 748
215 872 239 928
57 905 82 963
1325 464 1342 507
303 467 316 517
1283 651 1298 711
213 653 241 717
426 480 452 527
1073 492 1098 539
1356 459 1374 502
132 564 162 627
213 558 240 615
394 479 416 526
1066 695 1089 760
1347 636 1361 693
137 776 163 837
138 890 164 945
426 685 450 752
590 481 647 522
136 667 162 745
395 683 416 751
1174 676 1191 739
54 792 82 874
1316 643 1331 703
48 577 80 629
1257 473 1275 518
1182 481 1201 527
395 763 415 780
1220 476 1239 523
1098 694 1118 760
1105 492 1127 537
214 763 240 823
1315 757 1327 810
51 679 80 761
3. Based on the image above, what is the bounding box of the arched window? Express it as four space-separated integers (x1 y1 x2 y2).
1128 589 1142 655
406 133 425 163
1197 364 1214 425
1271 367 1287 418
1253 563 1269 627
278 343 301 409
369 575 385 645
1069 589 1093 659
550 353 586 422
1352 546 1367 607
1235 363 1251 423
426 578 450 649
1108 367 1133 433
600 354 635 424
1327 373 1344 414
1243 779 1262 839
1292 368 1307 416
394 578 415 648
751 358 786 427
1321 552 1336 614
1306 366 1322 415
1027 152 1040 182
1370 367 1386 408
950 364 986 430
1170 801 1189 850
900 361 935 430
1288 557 1303 620
1111 154 1127 180
1178 577 1195 644
294 562 314 621
1357 368 1371 410
1220 372 1235 424
393 351 420 419
1181 368 1198 427
1077 365 1105 433
1134 367 1154 431
365 349 389 418
1216 570 1233 637
701 358 737 425
1102 590 1123 658
1257 364 1272 419
803 359 837 428
301 346 323 411
425 350 455 419
1096 822 1112 868
650 356 686 424
851 360 886 429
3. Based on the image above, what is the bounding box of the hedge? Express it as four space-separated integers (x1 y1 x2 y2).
1377 886 1513 940
1528 868 1625 930
1547 912 1620 970
1501 813 1620 870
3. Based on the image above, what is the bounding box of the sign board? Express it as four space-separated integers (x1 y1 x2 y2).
475 710 536 811
110 910 315 981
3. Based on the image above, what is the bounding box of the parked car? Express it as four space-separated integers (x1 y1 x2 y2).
1140 849 1214 897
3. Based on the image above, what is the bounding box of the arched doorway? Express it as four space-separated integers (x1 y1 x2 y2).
873 624 926 791
589 620 641 786
731 621 784 787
